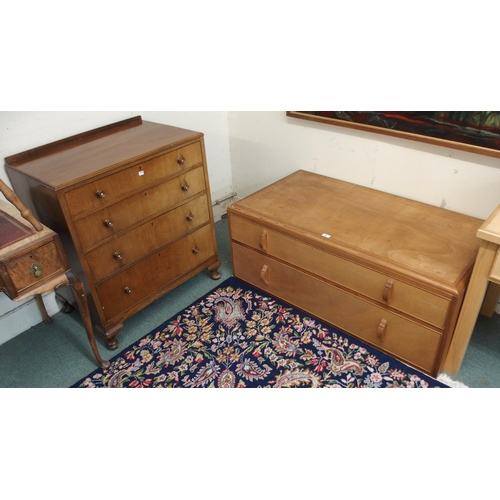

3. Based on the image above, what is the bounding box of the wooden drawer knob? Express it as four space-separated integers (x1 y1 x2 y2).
177 157 186 165
186 213 194 221
181 184 189 192
259 230 268 252
192 247 199 254
104 219 114 228
377 319 388 340
124 287 132 294
96 190 106 198
382 279 393 303
260 264 269 284
113 252 123 260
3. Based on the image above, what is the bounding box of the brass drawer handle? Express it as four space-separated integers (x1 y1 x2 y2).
382 279 393 303
124 287 132 294
377 319 388 340
192 247 199 254
113 252 123 260
30 262 43 278
177 157 186 165
104 219 114 228
186 213 194 221
96 190 106 198
260 264 269 285
181 184 189 192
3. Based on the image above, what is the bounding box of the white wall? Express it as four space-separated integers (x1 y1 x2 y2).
226 111 500 316
0 111 233 204
0 111 233 344
227 112 500 220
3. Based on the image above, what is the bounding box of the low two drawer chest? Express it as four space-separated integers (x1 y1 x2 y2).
5 117 221 349
227 170 483 376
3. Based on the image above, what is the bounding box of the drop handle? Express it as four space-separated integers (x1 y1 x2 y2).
382 279 394 303
30 262 43 278
377 319 388 340
113 252 123 260
104 219 114 228
96 190 106 198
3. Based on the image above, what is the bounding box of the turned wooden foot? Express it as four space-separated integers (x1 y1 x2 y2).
95 322 123 351
106 337 120 350
208 260 221 280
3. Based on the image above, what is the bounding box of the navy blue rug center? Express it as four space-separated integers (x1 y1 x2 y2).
73 277 448 388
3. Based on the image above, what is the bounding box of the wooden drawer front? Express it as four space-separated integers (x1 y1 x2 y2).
230 215 450 329
96 224 216 321
489 248 500 284
85 194 210 283
74 166 206 251
232 243 441 374
65 142 203 217
5 241 66 294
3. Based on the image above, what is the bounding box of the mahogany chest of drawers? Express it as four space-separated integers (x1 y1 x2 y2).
5 116 221 349
227 170 482 376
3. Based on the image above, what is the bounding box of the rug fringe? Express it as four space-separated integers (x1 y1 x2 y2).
437 373 469 388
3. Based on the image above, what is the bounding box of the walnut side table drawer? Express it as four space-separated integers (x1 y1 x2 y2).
3 240 66 297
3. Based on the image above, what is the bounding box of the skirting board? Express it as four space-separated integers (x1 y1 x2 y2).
0 292 60 345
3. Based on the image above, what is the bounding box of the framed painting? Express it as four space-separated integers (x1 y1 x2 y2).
287 111 500 159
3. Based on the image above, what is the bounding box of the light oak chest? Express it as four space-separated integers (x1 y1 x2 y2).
5 117 221 349
227 170 482 376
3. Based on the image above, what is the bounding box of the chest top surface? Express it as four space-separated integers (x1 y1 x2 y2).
4 116 203 190
230 170 483 287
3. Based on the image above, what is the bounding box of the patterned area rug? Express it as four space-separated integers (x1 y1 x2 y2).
73 277 449 388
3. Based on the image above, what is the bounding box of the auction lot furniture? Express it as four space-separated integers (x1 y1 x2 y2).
0 183 109 369
228 170 482 377
5 117 220 350
444 204 500 375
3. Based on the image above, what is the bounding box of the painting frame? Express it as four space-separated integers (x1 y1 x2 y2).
287 111 500 159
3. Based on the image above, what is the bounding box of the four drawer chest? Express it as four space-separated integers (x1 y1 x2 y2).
5 116 221 349
227 170 483 376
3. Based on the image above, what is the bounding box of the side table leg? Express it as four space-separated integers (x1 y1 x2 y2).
35 294 53 324
63 271 110 370
480 282 500 317
443 241 497 375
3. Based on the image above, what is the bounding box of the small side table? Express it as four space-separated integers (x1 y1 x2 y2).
0 188 109 370
444 204 500 375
